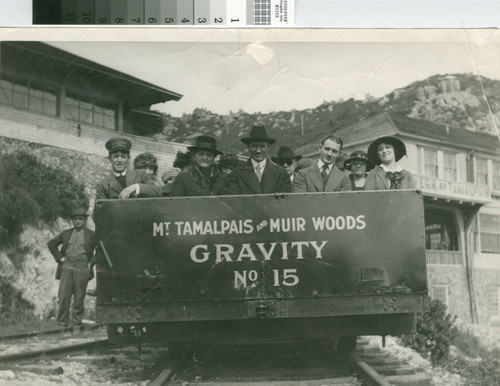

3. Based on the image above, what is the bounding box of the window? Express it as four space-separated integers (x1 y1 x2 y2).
480 214 500 253
0 78 57 116
476 157 489 185
66 96 115 130
432 285 449 309
443 152 457 181
489 286 500 320
493 160 500 191
423 148 438 177
425 209 459 251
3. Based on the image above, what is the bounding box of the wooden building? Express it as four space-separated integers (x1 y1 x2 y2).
299 112 500 324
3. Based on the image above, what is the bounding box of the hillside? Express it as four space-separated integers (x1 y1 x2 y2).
156 73 500 155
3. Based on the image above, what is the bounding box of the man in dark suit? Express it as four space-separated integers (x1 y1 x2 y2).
293 134 350 192
95 138 163 200
226 125 291 195
47 207 96 327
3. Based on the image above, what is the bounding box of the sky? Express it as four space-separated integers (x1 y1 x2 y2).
49 31 500 117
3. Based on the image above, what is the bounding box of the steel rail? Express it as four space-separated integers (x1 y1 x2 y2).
0 323 103 342
350 352 392 386
148 360 184 386
0 338 109 364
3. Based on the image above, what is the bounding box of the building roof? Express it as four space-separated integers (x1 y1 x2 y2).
0 41 182 108
297 112 500 156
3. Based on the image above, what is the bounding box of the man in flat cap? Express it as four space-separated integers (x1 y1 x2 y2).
47 207 96 327
271 146 302 182
293 134 350 193
95 138 163 200
226 125 291 195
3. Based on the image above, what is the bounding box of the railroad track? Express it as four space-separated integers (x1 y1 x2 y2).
148 337 434 385
0 332 433 385
0 338 109 364
352 337 432 386
0 323 102 342
0 324 108 364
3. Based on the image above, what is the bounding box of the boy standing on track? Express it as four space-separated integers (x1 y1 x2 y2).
47 207 96 327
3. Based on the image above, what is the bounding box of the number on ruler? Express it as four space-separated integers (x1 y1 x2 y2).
148 17 157 23
214 17 223 23
115 18 125 23
132 17 141 23
197 17 207 23
98 17 108 23
181 17 190 23
165 18 174 23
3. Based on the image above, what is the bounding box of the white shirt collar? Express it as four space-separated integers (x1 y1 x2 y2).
317 160 333 172
113 170 127 177
251 159 267 169
380 164 403 173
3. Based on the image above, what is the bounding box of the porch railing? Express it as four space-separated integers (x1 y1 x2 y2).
426 250 463 265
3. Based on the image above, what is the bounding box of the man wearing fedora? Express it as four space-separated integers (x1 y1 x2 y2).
95 138 163 200
271 146 302 182
293 134 350 193
226 125 291 195
47 207 96 327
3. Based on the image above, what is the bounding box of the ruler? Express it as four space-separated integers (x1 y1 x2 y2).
33 0 294 25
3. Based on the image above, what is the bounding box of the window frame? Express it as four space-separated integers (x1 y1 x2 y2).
65 93 116 130
479 213 500 254
0 77 58 117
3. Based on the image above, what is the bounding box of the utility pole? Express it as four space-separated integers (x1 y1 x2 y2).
301 114 304 136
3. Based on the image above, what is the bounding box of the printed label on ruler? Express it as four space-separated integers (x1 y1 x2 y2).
270 0 293 25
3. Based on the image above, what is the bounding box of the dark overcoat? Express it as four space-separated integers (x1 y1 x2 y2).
47 227 96 264
170 167 226 197
364 166 417 190
293 162 350 192
95 169 163 200
226 159 291 195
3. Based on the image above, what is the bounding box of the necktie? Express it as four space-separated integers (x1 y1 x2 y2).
255 164 262 182
321 164 329 188
116 173 126 188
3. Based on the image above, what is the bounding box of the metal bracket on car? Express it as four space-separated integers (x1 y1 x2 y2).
100 241 114 268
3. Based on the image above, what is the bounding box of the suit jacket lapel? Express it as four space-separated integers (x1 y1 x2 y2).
309 164 324 192
376 167 389 189
260 161 277 194
325 167 344 191
125 169 137 186
241 161 262 193
107 174 123 197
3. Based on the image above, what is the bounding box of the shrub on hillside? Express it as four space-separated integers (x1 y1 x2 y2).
0 151 88 246
0 276 36 326
401 296 457 365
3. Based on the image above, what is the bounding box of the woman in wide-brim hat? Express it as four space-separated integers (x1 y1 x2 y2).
171 135 226 196
342 150 373 191
364 136 417 190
